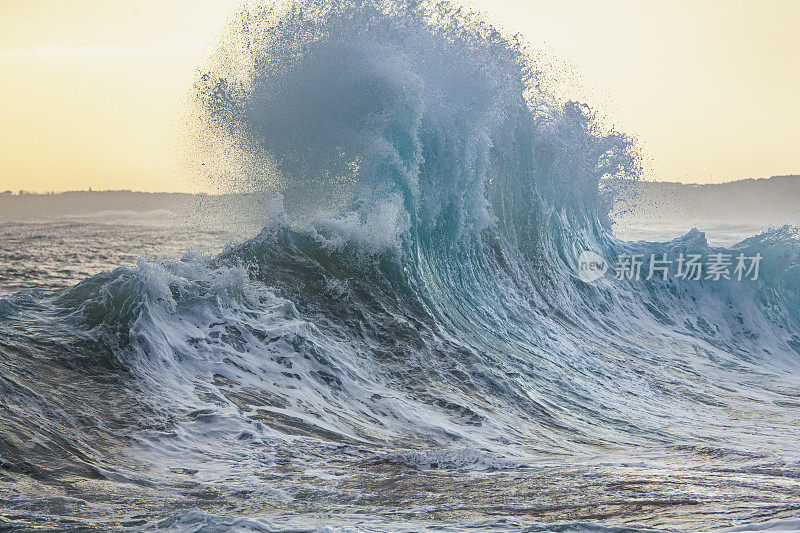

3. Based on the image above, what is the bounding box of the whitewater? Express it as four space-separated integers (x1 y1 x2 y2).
2 1 800 531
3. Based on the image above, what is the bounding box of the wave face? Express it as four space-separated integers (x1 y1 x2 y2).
2 1 800 530
185 0 800 452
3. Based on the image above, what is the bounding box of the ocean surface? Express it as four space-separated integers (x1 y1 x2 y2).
2 1 800 532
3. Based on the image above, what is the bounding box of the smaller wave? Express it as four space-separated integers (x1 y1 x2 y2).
377 448 527 471
723 520 800 533
145 508 800 533
144 508 279 533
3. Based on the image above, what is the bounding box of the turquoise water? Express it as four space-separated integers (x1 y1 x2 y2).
2 1 800 531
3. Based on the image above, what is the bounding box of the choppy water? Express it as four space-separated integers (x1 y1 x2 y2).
2 1 800 531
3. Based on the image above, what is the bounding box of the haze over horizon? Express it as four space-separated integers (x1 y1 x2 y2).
1 0 799 193
3 173 799 197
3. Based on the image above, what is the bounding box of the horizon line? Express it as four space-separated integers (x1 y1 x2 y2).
4 174 800 196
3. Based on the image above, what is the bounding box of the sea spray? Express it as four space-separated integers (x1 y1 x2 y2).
2 1 800 530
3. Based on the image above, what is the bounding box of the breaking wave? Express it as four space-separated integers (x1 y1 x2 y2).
2 0 800 530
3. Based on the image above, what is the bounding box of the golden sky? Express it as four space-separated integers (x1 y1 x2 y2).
1 0 798 192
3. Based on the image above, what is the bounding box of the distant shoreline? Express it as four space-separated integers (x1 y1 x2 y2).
3 174 798 197
2 175 799 228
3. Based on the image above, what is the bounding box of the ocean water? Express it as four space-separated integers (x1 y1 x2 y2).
2 1 800 532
